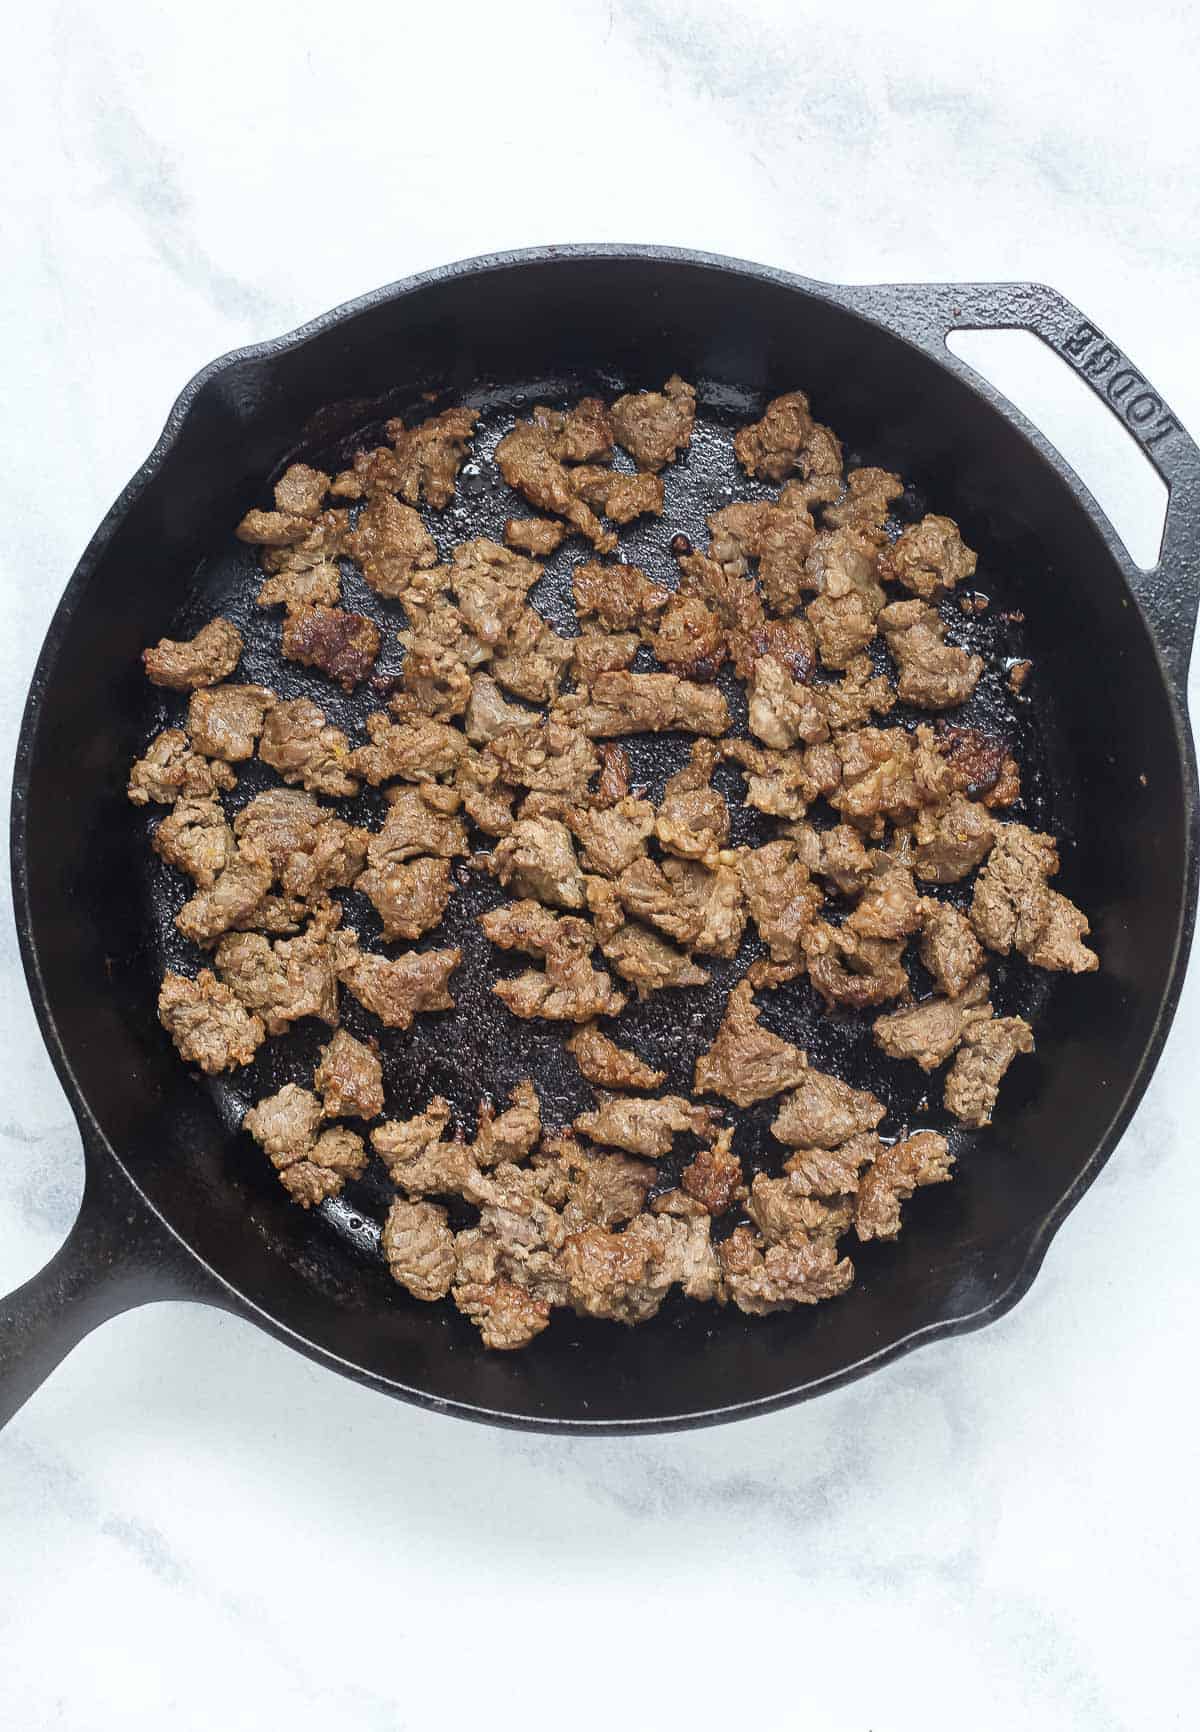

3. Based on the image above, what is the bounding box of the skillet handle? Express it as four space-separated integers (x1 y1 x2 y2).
0 1149 211 1431
847 280 1200 698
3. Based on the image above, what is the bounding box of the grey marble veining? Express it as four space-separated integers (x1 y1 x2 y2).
2 3 1197 1728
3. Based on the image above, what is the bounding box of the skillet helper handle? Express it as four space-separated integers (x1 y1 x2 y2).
851 279 1200 698
0 1151 205 1431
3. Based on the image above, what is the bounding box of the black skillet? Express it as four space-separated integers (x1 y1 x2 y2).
3 246 1197 1434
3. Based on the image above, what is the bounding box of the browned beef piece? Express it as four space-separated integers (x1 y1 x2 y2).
573 627 640 684
244 1086 367 1208
674 549 765 642
273 463 330 517
944 1015 1035 1126
334 933 461 1029
454 1277 552 1350
569 467 665 524
383 406 478 509
463 675 538 745
503 516 570 557
243 1083 325 1160
747 655 828 750
806 528 888 670
157 969 265 1073
736 840 823 969
456 751 518 837
616 857 745 957
254 509 349 611
785 820 873 895
771 1066 885 1148
649 593 726 681
722 738 833 821
383 1199 457 1300
719 1225 853 1313
152 796 235 887
823 467 904 532
346 494 439 597
371 787 469 864
234 789 369 897
184 684 276 764
277 1127 369 1208
280 606 381 691
847 860 922 941
215 903 342 1034
783 1133 882 1197
555 1142 656 1231
236 507 312 547
394 632 472 722
820 653 897 732
351 711 467 786
481 902 628 1022
313 1028 384 1120
746 1177 852 1247
479 899 588 960
910 793 996 882
558 1218 673 1323
935 723 1021 808
489 607 574 704
495 418 616 551
655 741 729 861
599 922 710 996
357 855 453 940
855 1130 954 1241
970 824 1098 972
729 614 818 686
258 699 359 797
176 845 273 947
610 375 696 471
491 816 585 910
574 1093 719 1159
565 796 655 877
799 920 909 1009
372 1098 475 1196
568 1024 666 1091
680 1128 743 1215
572 560 670 632
535 398 615 463
830 725 949 834
918 898 985 996
734 391 816 482
128 729 238 807
883 514 976 599
694 980 809 1106
487 718 599 798
878 598 984 709
874 974 992 1072
143 618 243 690
707 487 818 615
474 1080 542 1167
565 671 730 738
439 538 540 648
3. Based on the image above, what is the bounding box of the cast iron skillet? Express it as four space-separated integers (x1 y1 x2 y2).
3 246 1198 1435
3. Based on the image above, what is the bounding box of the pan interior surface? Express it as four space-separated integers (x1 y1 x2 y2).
18 256 1192 1427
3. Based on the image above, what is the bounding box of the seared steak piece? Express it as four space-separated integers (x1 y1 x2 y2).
971 824 1099 972
610 375 696 472
383 1200 457 1301
143 617 243 690
771 1067 885 1149
281 606 381 691
313 1029 384 1120
694 980 809 1107
258 699 359 797
158 969 265 1073
882 514 976 599
944 1015 1035 1127
854 1131 954 1241
568 1024 666 1091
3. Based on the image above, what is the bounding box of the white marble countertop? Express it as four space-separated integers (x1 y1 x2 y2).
2 3 1198 1727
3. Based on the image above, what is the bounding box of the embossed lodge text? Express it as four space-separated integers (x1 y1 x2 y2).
1056 321 1179 451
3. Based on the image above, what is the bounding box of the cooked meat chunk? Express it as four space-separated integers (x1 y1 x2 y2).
675 548 765 639
616 857 745 958
854 1131 954 1241
719 1225 853 1314
504 516 569 557
785 820 873 895
694 980 808 1106
335 934 460 1029
610 375 696 471
479 899 589 960
708 487 818 615
371 787 468 864
313 1028 384 1120
456 751 517 837
383 1199 456 1300
800 920 909 1009
736 841 823 968
345 494 438 598
487 719 599 798
142 617 243 690
874 974 992 1072
482 903 628 1023
599 922 710 996
176 845 273 946
722 738 828 821
655 741 729 861
185 684 276 764
215 904 342 1034
878 598 984 708
243 1088 367 1207
574 1093 718 1159
649 593 726 681
570 467 665 524
276 1127 369 1208
935 723 1021 808
535 397 615 463
910 793 996 883
280 606 381 691
918 898 985 997
157 969 265 1073
128 729 238 807
729 613 818 683
805 528 887 670
357 855 453 940
253 509 348 611
566 672 730 737
748 655 828 750
495 418 615 551
463 674 538 745
383 406 478 509
236 508 312 548
234 789 368 897
572 560 670 632
679 1128 743 1215
243 1083 325 1161
944 1015 1036 1126
847 860 922 941
489 607 574 704
557 1143 656 1230
821 653 897 732
152 796 235 887
565 797 655 878
492 816 585 910
439 538 540 647
746 1177 852 1247
734 390 815 482
273 463 330 518
371 1098 473 1196
572 627 639 684
771 1067 885 1149
474 1080 542 1166
558 1218 673 1323
783 1133 881 1197
351 711 466 786
970 824 1099 972
884 514 976 599
824 467 904 532
568 1024 666 1091
454 1278 552 1350
830 725 949 834
259 699 358 797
